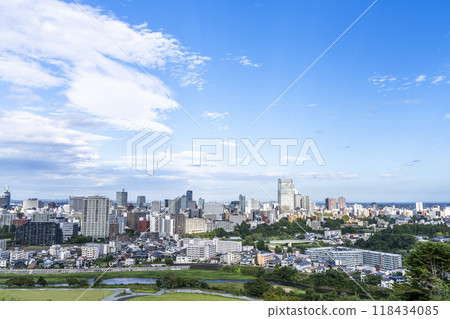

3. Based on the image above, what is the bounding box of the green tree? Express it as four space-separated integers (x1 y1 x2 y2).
274 246 282 254
256 240 266 251
37 276 47 287
243 278 272 297
164 258 174 265
394 242 450 301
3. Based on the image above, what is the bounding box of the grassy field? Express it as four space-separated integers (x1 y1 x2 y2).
128 292 244 301
0 289 114 301
0 269 255 283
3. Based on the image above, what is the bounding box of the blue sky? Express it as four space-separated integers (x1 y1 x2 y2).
0 0 450 203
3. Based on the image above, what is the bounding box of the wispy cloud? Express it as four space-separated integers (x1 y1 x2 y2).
201 111 229 120
201 111 229 130
415 74 426 82
432 75 445 84
379 173 395 178
369 73 447 92
444 114 450 119
406 160 421 167
225 55 260 68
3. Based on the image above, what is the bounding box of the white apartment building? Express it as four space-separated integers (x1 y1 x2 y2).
124 258 135 266
9 249 27 262
81 246 99 260
175 256 193 264
220 252 242 265
306 246 402 270
81 196 110 239
213 238 242 254
0 258 7 268
186 245 216 260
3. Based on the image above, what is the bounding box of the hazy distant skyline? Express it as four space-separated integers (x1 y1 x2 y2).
1 0 450 202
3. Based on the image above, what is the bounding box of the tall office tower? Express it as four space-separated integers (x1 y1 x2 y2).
294 193 302 210
186 190 193 202
168 197 182 215
325 197 337 211
248 199 260 211
239 194 246 212
338 197 347 210
180 195 188 210
151 201 161 212
278 178 295 211
116 189 128 207
187 200 197 211
198 198 205 209
81 196 111 239
415 202 423 212
69 196 85 212
0 185 11 208
174 213 186 236
301 195 310 212
136 196 146 208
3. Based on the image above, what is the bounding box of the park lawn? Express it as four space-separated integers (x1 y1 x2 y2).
0 289 114 301
130 286 160 293
128 292 244 301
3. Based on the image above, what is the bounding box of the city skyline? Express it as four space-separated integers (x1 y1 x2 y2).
1 0 450 202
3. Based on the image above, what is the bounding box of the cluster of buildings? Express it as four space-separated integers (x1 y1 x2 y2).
0 179 448 290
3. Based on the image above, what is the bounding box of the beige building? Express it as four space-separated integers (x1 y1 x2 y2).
185 218 207 234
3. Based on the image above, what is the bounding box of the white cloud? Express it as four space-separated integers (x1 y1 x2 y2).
369 73 449 92
444 114 450 119
415 74 426 82
0 0 210 132
432 75 445 84
201 111 229 120
236 56 260 68
308 103 317 107
0 109 109 171
226 55 260 68
379 173 394 178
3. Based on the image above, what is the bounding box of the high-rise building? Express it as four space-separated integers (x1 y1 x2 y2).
168 197 181 215
203 202 224 220
301 195 310 212
136 196 146 208
198 198 205 209
239 194 246 212
415 202 424 212
278 179 295 211
0 186 11 208
180 195 188 210
248 199 260 212
325 198 337 211
174 213 186 236
81 196 111 239
338 197 347 210
69 196 85 212
151 201 161 212
116 189 128 207
186 190 193 202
